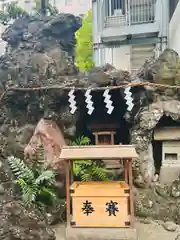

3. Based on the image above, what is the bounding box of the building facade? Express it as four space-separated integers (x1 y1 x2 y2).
51 0 91 15
169 0 180 55
92 0 170 72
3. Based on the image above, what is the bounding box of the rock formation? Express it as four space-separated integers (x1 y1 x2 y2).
1 10 180 232
24 118 67 193
0 13 82 240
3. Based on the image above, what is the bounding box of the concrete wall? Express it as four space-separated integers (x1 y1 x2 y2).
104 45 131 70
169 1 180 55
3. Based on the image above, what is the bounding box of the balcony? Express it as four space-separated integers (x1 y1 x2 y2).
99 0 160 41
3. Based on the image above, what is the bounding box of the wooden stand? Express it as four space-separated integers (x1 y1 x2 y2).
59 145 138 240
89 123 122 170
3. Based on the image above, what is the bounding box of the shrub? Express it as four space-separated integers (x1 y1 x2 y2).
70 136 108 181
8 155 58 210
75 9 95 72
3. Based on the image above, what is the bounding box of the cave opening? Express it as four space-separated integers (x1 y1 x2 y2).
152 115 180 175
76 88 130 145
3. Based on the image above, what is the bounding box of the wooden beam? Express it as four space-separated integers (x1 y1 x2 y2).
92 131 116 136
59 145 138 160
66 160 71 226
128 159 134 228
124 160 128 183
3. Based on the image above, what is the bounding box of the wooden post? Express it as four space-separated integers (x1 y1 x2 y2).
66 160 70 226
124 160 128 183
70 161 74 183
110 132 114 144
94 133 99 144
128 159 134 228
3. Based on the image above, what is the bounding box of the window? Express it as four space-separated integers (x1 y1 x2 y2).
169 0 179 20
165 153 178 161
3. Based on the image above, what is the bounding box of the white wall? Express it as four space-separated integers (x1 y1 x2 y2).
51 0 91 15
169 1 180 55
0 24 7 56
104 45 131 70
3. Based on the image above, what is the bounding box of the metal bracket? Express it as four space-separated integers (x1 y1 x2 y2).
124 189 130 194
71 221 76 226
125 221 130 226
70 188 75 194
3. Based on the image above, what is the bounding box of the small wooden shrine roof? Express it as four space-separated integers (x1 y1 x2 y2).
59 145 137 160
154 127 180 141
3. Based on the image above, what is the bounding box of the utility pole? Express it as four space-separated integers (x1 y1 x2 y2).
41 0 46 15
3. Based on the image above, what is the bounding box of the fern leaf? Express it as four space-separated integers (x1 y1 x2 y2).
77 136 90 145
92 165 108 181
81 173 92 181
17 178 37 205
70 136 90 146
39 187 57 200
8 156 34 181
73 160 92 176
35 170 56 185
73 162 81 176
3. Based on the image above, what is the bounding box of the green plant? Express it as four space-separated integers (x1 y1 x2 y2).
8 155 58 209
0 0 58 25
70 136 108 181
0 2 29 25
75 9 95 72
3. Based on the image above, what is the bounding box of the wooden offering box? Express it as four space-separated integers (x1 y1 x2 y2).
70 181 130 227
59 145 138 237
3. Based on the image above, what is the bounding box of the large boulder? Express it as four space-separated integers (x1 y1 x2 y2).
137 48 179 85
0 13 81 89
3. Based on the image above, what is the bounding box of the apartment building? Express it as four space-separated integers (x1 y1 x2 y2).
169 0 180 55
92 0 170 71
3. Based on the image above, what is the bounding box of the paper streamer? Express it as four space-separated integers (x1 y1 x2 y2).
124 86 134 111
85 89 94 115
103 89 114 114
68 89 77 114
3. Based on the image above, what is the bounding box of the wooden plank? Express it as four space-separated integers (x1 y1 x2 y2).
59 145 137 160
71 196 130 227
154 127 180 140
92 131 116 136
66 160 71 226
88 123 119 131
128 160 135 228
71 181 129 187
70 181 130 197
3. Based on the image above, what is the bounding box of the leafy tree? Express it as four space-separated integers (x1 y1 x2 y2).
8 154 58 210
75 9 95 72
0 0 58 25
0 2 29 25
70 136 108 181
